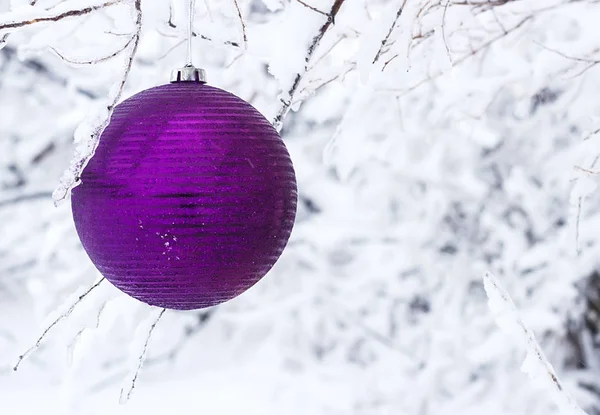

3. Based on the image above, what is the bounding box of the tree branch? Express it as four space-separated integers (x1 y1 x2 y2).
0 0 122 31
441 1 452 63
52 0 142 205
119 308 167 404
51 35 135 66
272 0 347 130
295 0 329 17
13 278 106 371
483 271 588 415
535 41 600 64
388 15 533 94
145 310 214 364
232 0 247 48
373 0 407 65
107 0 141 113
575 165 600 175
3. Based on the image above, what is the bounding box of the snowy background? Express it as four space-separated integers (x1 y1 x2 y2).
1 0 600 414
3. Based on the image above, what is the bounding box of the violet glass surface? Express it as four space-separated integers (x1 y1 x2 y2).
71 83 297 310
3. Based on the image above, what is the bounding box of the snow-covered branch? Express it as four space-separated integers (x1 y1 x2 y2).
0 0 122 32
52 0 143 205
483 271 588 415
387 13 532 94
272 0 347 130
232 0 247 48
119 308 166 404
373 0 407 65
13 278 106 371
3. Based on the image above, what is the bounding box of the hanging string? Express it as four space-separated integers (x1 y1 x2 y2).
186 0 196 66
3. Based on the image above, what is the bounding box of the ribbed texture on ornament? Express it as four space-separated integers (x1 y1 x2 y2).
71 83 297 310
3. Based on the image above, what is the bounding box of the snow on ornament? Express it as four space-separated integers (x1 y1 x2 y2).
71 65 298 310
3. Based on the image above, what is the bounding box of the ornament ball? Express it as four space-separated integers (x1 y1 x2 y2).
71 77 297 310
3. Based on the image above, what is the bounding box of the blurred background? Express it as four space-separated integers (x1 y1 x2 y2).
1 0 600 414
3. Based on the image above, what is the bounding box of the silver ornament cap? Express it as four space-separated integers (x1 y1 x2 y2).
170 64 207 83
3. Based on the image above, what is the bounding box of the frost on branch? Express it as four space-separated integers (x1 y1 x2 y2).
483 271 588 415
52 0 142 205
119 308 166 404
270 0 346 130
13 277 106 371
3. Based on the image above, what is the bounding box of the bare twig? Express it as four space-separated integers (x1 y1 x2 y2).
167 0 176 28
107 0 141 113
141 30 241 67
232 0 247 48
156 22 241 48
194 31 240 48
145 310 214 364
0 33 9 49
489 3 508 34
119 308 167 404
387 15 532 94
382 54 399 71
574 165 600 175
52 0 142 205
0 0 122 31
451 13 531 66
573 156 600 254
13 278 106 371
373 0 407 65
565 61 600 79
441 1 452 63
50 36 135 66
140 30 240 66
535 41 600 64
308 33 348 70
295 0 328 17
300 62 356 97
583 127 600 141
66 302 106 365
272 0 347 130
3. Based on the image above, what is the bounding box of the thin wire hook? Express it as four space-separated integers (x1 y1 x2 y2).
186 0 196 66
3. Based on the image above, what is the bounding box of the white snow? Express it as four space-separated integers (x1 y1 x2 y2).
0 0 600 414
483 271 588 415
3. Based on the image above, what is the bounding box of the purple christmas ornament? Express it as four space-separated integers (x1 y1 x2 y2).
71 70 297 310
